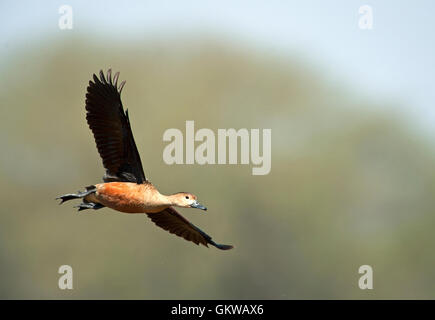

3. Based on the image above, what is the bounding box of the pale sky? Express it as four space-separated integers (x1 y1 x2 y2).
1 0 434 135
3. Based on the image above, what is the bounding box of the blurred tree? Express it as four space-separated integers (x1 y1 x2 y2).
0 36 434 299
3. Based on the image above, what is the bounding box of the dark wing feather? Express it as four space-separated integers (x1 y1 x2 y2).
85 69 146 184
147 207 233 250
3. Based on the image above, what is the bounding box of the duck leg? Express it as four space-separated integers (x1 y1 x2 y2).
74 202 105 212
56 185 97 204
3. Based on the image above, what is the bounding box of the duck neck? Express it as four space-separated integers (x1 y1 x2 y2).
144 183 175 207
163 193 179 207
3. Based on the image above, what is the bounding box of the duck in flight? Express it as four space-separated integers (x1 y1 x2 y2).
57 69 233 250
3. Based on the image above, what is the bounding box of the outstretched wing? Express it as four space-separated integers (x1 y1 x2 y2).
85 69 146 184
146 207 233 250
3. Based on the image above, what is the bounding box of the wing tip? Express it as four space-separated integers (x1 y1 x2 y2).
119 80 126 94
89 69 125 95
99 70 106 83
213 243 234 250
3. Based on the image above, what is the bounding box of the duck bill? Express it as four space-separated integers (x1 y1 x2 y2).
190 201 207 211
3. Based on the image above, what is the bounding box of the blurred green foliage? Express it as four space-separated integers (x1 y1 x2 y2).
0 35 434 299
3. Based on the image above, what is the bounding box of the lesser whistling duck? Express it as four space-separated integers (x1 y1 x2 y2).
57 69 233 250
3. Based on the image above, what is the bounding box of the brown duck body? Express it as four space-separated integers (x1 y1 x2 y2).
87 182 170 214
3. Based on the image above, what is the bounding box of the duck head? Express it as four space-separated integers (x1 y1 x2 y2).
170 192 207 211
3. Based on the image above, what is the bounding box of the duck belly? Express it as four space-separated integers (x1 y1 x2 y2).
88 182 168 214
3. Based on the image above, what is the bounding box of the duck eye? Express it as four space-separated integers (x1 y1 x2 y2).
185 196 189 199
